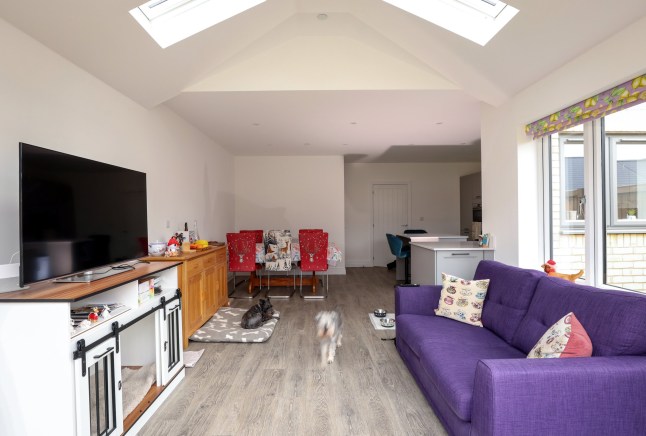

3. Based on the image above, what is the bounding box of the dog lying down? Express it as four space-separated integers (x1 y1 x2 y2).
240 299 275 329
315 310 343 366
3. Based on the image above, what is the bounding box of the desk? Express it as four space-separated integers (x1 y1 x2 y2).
395 235 468 281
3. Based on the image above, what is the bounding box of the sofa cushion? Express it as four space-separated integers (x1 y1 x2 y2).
513 276 646 356
528 312 593 358
417 332 525 421
474 261 544 344
435 273 490 327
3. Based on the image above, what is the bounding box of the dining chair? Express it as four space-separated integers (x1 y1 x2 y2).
240 229 264 243
264 229 295 298
387 233 410 284
226 232 259 298
240 229 264 283
299 230 329 298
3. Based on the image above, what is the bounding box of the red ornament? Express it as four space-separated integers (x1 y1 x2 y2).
88 312 99 322
168 236 179 246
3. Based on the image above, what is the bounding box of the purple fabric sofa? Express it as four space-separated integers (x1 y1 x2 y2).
395 260 646 436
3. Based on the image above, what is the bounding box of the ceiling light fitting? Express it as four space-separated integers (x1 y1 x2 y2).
317 13 328 20
130 0 266 48
382 0 518 46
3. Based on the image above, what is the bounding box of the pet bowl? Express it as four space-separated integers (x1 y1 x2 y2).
380 317 395 328
148 242 166 257
373 309 387 318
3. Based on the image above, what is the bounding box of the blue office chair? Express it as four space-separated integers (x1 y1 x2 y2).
386 233 411 283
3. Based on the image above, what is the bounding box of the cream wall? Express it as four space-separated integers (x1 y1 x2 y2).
0 18 235 265
234 156 346 273
481 15 646 267
345 162 481 267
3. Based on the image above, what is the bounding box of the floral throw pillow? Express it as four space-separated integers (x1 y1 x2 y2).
528 312 593 359
434 273 490 327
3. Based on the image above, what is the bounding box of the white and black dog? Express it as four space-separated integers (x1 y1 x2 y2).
315 310 343 366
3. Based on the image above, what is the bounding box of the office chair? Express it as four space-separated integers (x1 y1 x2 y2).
386 233 410 283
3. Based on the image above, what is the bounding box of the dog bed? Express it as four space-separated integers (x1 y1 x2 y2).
189 307 280 343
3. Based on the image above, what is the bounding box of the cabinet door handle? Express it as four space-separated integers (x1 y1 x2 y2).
164 341 168 352
93 347 114 359
118 380 122 391
451 252 470 256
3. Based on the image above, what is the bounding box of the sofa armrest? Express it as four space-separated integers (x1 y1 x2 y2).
395 285 442 316
471 356 646 436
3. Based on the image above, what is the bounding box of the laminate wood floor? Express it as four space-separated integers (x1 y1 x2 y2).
139 267 447 436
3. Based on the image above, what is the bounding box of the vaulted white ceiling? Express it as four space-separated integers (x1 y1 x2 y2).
2 0 646 162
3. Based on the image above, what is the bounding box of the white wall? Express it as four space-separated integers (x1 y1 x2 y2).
345 162 481 266
481 15 646 267
0 18 235 266
234 156 346 273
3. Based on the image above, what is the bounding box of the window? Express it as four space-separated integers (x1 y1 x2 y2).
381 0 519 46
544 102 646 293
603 105 646 292
130 0 266 48
547 126 586 278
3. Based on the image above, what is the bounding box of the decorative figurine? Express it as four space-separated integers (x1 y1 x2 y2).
541 259 584 282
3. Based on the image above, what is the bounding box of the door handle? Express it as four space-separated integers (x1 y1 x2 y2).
93 347 114 359
451 253 470 256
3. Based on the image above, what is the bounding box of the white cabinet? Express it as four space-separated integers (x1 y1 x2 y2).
411 242 494 285
0 262 185 436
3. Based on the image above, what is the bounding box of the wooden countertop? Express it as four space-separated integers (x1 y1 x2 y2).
0 261 181 302
140 245 225 262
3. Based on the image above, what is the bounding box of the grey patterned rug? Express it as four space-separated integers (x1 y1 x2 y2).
189 307 280 343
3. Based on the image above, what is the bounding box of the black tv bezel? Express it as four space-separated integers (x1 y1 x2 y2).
18 142 148 287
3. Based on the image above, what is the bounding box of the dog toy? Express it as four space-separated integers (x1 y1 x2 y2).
541 259 584 282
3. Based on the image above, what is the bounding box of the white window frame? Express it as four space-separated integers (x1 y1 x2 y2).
604 134 646 229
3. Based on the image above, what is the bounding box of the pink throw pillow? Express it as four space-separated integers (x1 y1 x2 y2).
528 312 593 359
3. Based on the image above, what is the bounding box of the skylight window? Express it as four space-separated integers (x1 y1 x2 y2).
130 0 266 48
382 0 519 46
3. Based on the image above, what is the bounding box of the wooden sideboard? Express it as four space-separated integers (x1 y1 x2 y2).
142 246 227 347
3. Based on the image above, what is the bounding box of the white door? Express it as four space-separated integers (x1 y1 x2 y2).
373 184 409 266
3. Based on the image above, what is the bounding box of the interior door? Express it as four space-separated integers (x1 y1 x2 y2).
372 184 410 266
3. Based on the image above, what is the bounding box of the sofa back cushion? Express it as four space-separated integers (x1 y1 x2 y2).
512 276 646 356
474 261 544 344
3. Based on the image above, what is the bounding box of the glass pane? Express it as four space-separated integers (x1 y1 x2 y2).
549 125 586 278
604 103 646 292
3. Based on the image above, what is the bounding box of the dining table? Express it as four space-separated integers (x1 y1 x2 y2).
251 241 342 296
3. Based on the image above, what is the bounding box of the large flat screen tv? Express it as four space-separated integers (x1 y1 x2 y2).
19 143 148 286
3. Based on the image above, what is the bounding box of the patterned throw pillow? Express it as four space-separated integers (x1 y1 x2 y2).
528 312 593 358
434 273 490 327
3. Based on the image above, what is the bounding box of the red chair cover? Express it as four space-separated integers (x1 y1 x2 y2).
226 232 256 273
299 229 323 234
299 231 328 273
240 229 264 244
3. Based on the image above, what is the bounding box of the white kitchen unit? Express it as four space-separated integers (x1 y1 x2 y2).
410 241 494 285
0 261 184 436
395 235 469 281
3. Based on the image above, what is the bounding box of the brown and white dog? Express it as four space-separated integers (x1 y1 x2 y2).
315 310 343 366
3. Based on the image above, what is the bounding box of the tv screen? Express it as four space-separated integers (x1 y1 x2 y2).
19 143 148 286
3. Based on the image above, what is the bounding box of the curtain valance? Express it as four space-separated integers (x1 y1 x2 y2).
526 74 646 139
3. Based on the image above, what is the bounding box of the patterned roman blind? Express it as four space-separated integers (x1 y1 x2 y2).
526 74 646 139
